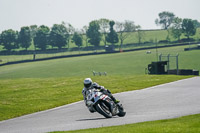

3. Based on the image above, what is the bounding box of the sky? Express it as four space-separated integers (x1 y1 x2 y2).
0 0 200 32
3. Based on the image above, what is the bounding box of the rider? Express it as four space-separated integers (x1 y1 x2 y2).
82 78 119 113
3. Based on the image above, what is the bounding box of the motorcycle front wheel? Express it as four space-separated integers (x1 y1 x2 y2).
95 101 112 118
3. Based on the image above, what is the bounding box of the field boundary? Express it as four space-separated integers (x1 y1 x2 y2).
0 42 199 67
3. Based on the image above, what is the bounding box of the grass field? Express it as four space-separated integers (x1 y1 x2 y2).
0 75 191 121
0 50 96 65
0 45 199 79
51 114 200 133
0 45 199 121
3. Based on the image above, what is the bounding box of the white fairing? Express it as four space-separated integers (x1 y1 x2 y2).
86 89 108 104
85 88 126 118
86 89 107 112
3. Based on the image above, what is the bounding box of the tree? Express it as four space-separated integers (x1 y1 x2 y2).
182 18 196 39
33 25 50 50
72 32 82 51
30 25 38 39
29 25 38 50
136 25 145 44
81 25 89 47
65 22 75 49
155 11 175 29
98 18 110 46
115 20 136 49
0 29 18 51
18 26 32 50
86 20 101 48
170 17 182 41
193 20 200 28
106 21 118 46
49 24 69 49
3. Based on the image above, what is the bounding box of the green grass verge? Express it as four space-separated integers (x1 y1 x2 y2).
0 75 192 121
51 114 200 133
0 45 199 79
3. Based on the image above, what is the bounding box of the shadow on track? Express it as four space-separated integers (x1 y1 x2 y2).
76 117 119 121
76 117 107 121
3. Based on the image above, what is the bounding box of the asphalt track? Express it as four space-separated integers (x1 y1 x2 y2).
0 77 200 133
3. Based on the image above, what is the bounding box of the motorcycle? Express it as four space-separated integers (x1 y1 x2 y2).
86 89 126 118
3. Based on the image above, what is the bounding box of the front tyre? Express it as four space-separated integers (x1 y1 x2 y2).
95 101 112 118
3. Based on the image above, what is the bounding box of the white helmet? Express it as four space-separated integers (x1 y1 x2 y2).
84 78 92 89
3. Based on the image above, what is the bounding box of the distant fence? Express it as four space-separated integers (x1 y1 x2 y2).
0 42 199 67
0 46 105 55
0 38 198 55
0 51 118 66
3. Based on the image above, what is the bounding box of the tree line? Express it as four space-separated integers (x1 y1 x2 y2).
155 11 200 41
0 11 200 52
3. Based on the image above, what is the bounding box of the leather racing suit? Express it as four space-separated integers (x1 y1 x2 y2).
82 82 117 113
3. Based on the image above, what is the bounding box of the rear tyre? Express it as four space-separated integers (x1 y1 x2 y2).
117 104 126 117
95 101 112 118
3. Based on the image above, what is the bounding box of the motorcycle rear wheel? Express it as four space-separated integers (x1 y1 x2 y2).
117 104 126 117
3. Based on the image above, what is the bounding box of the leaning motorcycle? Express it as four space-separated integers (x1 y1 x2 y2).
86 89 126 118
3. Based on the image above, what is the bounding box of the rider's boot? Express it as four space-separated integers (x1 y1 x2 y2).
104 89 120 104
110 96 120 104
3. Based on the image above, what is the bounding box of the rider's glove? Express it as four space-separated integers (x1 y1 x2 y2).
100 89 104 92
100 86 106 92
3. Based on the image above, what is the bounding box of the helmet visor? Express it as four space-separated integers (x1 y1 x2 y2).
84 82 92 88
